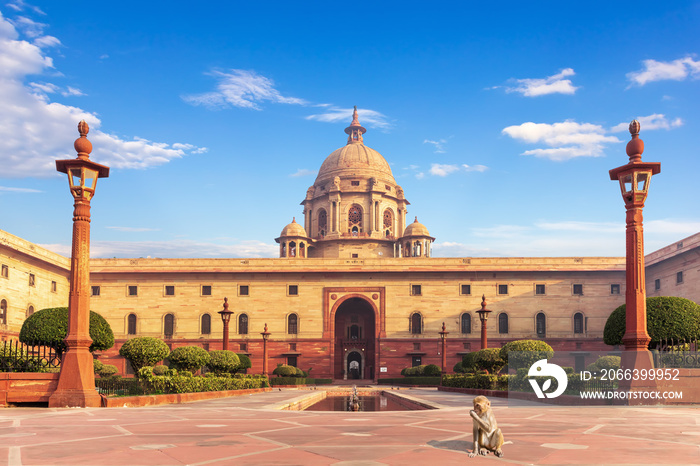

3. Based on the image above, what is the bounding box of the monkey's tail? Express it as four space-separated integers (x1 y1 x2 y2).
502 441 514 445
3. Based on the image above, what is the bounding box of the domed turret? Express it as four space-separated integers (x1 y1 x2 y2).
275 218 311 258
279 217 307 238
403 217 431 237
401 217 435 258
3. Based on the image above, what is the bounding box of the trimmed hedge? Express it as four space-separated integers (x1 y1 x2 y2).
19 307 114 355
377 377 441 386
208 350 240 375
139 372 269 394
119 337 170 374
168 346 210 374
499 340 554 370
585 355 621 373
473 348 505 374
604 297 700 347
441 373 509 391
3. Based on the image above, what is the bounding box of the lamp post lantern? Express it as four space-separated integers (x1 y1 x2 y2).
49 121 109 408
438 322 448 375
218 297 233 351
609 121 660 369
261 323 271 376
476 295 492 350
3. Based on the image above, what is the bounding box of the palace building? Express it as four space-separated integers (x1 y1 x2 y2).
1 109 698 380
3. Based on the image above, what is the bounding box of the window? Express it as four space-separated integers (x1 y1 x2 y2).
574 312 584 334
27 305 34 317
288 313 298 335
677 271 683 284
239 285 249 296
654 279 660 291
289 343 297 351
460 284 471 296
202 285 212 296
348 204 363 234
288 285 298 296
535 284 546 295
128 285 138 296
29 273 35 287
1 265 7 278
536 312 546 337
410 312 422 334
318 209 327 237
412 356 422 367
413 342 421 350
287 355 298 367
498 313 509 334
51 281 57 293
351 253 359 258
0 299 7 325
91 286 101 296
383 209 393 237
127 314 137 335
351 180 360 186
201 314 211 335
610 284 620 295
411 284 422 296
498 284 508 295
238 314 248 335
164 313 174 338
165 285 175 296
461 313 472 334
573 284 583 296
240 343 247 352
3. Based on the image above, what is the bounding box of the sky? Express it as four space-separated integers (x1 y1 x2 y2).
0 1 699 259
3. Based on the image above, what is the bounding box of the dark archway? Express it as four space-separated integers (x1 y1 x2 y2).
334 297 376 380
347 351 362 379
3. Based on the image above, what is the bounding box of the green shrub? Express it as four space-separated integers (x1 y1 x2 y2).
139 373 269 394
207 350 240 375
604 297 700 347
236 354 252 373
19 307 114 356
272 364 297 377
168 346 211 374
138 366 154 379
98 364 118 378
499 340 554 370
453 361 465 373
400 367 407 376
377 376 441 386
441 374 509 390
119 337 170 375
93 359 104 373
462 352 478 372
473 348 505 374
269 377 308 386
152 365 170 376
591 356 621 371
424 364 441 376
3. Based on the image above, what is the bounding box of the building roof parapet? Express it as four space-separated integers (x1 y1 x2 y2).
0 229 70 271
645 232 700 266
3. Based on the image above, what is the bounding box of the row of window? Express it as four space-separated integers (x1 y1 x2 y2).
0 265 57 292
409 311 586 336
93 284 300 297
654 272 684 291
125 313 300 336
413 283 621 296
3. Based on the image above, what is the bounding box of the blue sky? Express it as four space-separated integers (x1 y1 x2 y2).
0 1 699 258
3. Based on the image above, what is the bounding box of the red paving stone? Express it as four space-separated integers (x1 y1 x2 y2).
0 387 698 465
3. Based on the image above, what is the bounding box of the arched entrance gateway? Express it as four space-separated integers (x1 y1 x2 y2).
333 297 376 380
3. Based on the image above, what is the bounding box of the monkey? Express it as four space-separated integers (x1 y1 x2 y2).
468 395 511 458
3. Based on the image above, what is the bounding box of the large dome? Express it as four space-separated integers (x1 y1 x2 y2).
315 143 395 184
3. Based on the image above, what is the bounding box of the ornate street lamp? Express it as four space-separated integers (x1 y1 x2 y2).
49 121 109 408
609 121 660 370
218 297 233 351
261 323 271 376
476 295 492 350
439 322 448 375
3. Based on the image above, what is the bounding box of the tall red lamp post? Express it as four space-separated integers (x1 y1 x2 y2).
476 295 492 350
609 120 660 371
261 323 271 376
439 322 448 375
218 297 233 351
49 121 109 408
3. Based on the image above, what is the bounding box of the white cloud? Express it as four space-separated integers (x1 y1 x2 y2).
505 68 579 97
289 168 316 178
429 163 460 176
627 56 700 86
0 185 41 192
423 139 446 153
502 120 621 161
415 172 425 179
106 226 160 232
462 164 488 172
5 1 45 15
182 69 307 110
0 12 205 178
33 35 59 48
610 114 683 133
40 239 279 259
9 16 45 37
305 106 391 130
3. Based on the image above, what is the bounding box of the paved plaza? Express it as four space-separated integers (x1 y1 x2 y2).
0 387 698 465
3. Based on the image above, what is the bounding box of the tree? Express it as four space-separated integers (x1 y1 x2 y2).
118 337 170 374
604 297 700 347
499 340 554 370
207 350 240 375
19 307 114 356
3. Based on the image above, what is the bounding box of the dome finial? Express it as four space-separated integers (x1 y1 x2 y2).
344 106 366 145
414 216 418 223
626 119 644 162
74 120 93 160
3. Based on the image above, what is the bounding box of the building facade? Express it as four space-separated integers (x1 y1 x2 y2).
1 110 698 379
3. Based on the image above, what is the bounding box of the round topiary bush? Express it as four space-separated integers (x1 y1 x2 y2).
423 364 441 376
604 297 700 347
462 352 477 373
97 364 118 378
499 339 554 370
236 354 252 373
473 348 505 374
207 350 240 375
452 361 465 373
152 365 170 376
118 337 170 375
19 307 114 356
272 364 298 377
168 346 211 374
